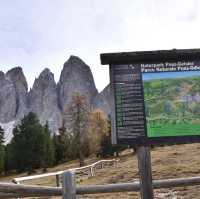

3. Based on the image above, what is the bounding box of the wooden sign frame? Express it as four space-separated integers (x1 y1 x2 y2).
101 49 200 145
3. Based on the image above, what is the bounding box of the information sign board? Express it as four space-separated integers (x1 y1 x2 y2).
101 49 200 145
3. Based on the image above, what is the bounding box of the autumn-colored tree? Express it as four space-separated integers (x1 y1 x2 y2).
67 92 90 166
89 109 108 154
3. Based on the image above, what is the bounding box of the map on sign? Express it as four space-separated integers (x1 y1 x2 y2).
111 61 200 144
142 62 200 138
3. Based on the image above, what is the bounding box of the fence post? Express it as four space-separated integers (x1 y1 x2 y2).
100 162 103 169
137 145 154 199
89 167 94 177
12 180 21 199
62 170 76 199
113 160 117 167
16 182 21 199
56 174 60 187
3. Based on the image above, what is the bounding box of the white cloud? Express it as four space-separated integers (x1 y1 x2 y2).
0 0 200 91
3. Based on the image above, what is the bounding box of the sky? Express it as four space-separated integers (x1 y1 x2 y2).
0 0 200 92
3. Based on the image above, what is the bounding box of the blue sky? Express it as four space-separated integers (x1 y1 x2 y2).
0 0 200 91
142 70 200 81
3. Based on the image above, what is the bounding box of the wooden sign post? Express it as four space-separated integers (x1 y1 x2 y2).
137 146 153 199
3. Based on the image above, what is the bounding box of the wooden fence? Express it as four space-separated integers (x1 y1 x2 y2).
13 159 118 187
1 175 200 198
0 158 199 198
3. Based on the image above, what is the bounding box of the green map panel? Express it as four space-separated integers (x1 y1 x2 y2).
143 74 200 137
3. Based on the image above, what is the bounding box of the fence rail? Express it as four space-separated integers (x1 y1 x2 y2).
13 159 118 186
1 176 200 198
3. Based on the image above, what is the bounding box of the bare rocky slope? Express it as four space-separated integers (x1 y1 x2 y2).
0 56 111 143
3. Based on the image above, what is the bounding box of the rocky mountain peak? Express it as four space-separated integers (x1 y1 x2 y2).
6 67 28 91
0 72 6 85
6 66 22 73
39 68 52 78
0 71 4 78
32 68 55 90
0 69 17 123
28 67 61 133
0 56 111 143
58 55 98 111
60 56 93 83
68 55 87 66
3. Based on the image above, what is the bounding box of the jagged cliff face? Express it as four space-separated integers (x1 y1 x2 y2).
0 56 111 143
0 67 28 123
6 67 28 119
93 85 112 116
57 56 98 111
0 71 17 123
28 68 61 132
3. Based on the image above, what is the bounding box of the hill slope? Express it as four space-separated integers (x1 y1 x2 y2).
1 143 200 198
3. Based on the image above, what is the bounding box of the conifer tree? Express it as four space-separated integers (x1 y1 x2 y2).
11 112 46 173
0 126 4 144
43 121 55 168
53 120 72 163
4 143 14 174
0 126 5 174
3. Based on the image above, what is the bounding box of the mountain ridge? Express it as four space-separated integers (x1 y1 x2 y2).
0 56 111 143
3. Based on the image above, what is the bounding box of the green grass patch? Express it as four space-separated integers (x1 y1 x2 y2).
147 123 200 137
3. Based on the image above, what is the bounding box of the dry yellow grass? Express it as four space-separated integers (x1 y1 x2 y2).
1 143 200 198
